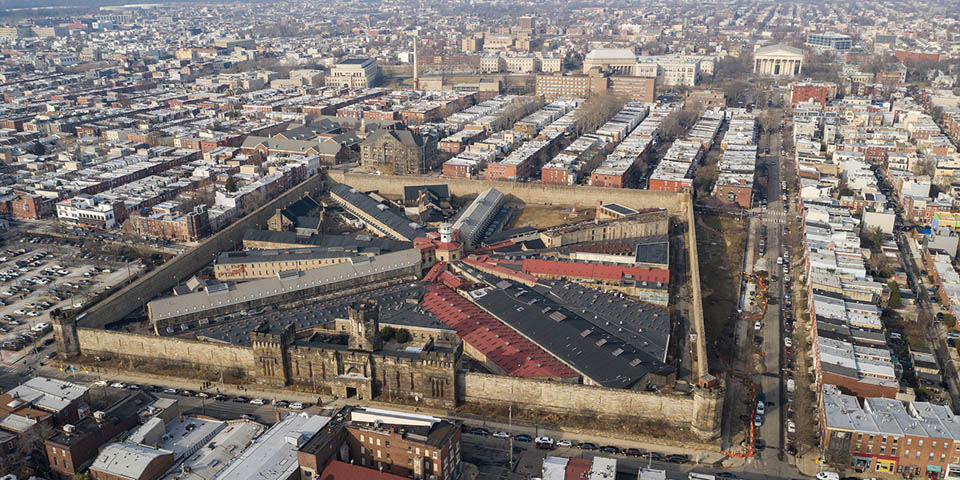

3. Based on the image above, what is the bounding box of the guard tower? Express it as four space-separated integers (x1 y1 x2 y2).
348 300 382 352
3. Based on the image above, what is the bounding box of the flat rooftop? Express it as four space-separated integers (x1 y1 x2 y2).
469 279 672 388
213 413 330 480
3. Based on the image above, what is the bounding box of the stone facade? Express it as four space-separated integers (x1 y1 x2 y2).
249 301 460 407
360 126 437 175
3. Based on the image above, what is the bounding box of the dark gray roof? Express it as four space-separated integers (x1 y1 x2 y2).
403 184 450 205
216 248 360 266
821 360 859 379
329 183 426 241
193 284 450 345
481 226 538 246
635 236 670 266
362 127 425 148
603 203 638 215
243 230 411 251
340 58 373 65
470 279 672 389
286 195 320 218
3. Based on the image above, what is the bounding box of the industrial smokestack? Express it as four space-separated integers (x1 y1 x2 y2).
413 37 419 90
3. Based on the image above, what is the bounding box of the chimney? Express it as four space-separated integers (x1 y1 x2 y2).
413 37 419 90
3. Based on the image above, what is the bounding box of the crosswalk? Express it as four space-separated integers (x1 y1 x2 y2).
758 210 795 225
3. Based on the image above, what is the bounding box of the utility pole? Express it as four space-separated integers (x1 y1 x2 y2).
508 405 513 470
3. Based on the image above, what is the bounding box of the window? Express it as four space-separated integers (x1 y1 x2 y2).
919 440 924 447
892 448 897 456
386 441 390 448
433 452 439 459
907 438 913 446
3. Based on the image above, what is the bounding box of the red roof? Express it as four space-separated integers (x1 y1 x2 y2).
564 458 592 480
420 284 578 379
466 239 515 254
439 271 470 290
522 258 669 284
319 461 409 480
423 262 447 283
462 257 539 284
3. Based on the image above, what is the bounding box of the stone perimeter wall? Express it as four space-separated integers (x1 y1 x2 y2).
458 372 696 426
58 170 718 438
326 170 687 214
76 328 257 377
78 174 326 329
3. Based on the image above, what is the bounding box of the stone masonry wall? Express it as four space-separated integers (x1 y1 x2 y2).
78 174 325 329
326 170 687 214
459 372 695 426
76 328 257 377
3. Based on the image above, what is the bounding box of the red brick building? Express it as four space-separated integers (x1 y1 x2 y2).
12 194 54 219
298 407 463 480
126 206 211 243
648 177 693 193
895 50 940 64
792 82 834 106
715 183 754 208
542 165 575 185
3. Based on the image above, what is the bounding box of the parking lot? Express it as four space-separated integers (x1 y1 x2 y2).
0 233 145 361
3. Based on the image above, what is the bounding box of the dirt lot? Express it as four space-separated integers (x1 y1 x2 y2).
695 215 747 355
508 203 595 230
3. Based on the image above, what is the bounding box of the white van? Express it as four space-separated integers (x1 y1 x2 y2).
777 256 784 265
816 473 839 480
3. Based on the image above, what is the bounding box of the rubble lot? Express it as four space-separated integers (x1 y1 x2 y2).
0 237 143 357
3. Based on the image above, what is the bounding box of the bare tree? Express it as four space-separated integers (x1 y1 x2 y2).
913 157 937 177
574 94 627 135
659 106 699 142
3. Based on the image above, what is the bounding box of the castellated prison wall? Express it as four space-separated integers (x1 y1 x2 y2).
76 328 258 378
58 170 718 438
458 372 696 426
77 174 326 329
326 170 687 214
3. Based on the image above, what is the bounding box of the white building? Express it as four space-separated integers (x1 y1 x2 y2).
753 44 804 77
325 58 379 89
583 48 638 75
55 194 122 229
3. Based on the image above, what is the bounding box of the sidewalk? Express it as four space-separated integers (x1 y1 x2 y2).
39 364 729 465
40 364 327 405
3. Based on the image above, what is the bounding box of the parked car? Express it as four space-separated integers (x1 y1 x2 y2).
514 434 533 442
577 442 597 450
557 440 574 448
492 431 510 439
599 445 621 454
249 398 266 405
